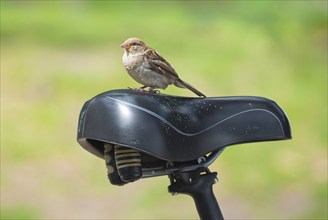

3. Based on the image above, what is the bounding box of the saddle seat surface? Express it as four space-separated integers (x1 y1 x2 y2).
77 89 291 162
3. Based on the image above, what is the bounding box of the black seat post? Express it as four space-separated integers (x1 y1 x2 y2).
168 169 224 220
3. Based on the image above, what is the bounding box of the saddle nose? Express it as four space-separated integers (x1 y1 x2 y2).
77 89 291 162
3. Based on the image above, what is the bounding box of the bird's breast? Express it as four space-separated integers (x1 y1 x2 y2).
122 52 143 70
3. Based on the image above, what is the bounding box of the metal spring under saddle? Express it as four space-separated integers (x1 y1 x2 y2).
114 145 142 182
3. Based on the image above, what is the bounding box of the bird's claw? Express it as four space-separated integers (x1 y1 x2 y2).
145 87 161 94
128 87 146 92
151 89 161 94
128 87 160 95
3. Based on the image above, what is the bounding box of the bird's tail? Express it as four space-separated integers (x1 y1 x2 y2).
174 79 206 97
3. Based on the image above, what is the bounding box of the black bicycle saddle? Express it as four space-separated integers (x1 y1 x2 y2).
77 89 291 162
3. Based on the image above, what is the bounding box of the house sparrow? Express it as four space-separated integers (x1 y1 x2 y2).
120 37 206 97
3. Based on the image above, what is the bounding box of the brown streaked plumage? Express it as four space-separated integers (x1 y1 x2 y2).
120 37 206 97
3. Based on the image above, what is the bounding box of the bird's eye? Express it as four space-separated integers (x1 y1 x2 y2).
130 42 138 46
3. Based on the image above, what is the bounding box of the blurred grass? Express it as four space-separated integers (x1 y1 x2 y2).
1 1 327 219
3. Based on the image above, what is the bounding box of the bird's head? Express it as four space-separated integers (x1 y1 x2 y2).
120 37 147 54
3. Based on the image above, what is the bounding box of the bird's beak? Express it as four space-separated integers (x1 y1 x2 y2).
120 42 130 49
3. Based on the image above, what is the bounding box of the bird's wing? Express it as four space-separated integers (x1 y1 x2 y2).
145 49 179 79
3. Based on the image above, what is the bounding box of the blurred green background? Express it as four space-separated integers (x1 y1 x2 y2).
1 1 327 219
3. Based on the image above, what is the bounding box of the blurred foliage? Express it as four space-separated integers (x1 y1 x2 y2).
1 1 327 219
